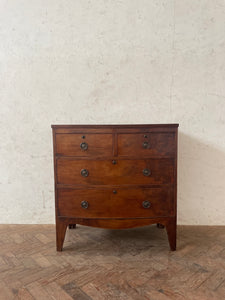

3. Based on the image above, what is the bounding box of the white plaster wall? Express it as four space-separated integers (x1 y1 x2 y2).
0 0 225 224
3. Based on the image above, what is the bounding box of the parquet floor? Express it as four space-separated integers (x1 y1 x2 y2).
0 225 224 300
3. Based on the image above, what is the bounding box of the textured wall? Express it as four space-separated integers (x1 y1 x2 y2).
0 0 225 224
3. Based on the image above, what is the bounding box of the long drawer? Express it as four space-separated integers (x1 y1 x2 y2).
57 187 174 218
57 158 174 185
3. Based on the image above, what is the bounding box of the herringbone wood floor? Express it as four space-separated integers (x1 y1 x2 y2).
0 225 224 300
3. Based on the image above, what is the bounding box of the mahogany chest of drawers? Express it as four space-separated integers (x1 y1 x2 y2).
52 124 179 251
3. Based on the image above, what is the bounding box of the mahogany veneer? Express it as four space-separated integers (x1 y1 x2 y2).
52 124 179 251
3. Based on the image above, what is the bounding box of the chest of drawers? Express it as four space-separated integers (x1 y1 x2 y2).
52 124 179 251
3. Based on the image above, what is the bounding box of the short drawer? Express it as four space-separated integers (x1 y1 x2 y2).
57 158 174 185
57 187 174 218
55 133 113 156
117 132 176 157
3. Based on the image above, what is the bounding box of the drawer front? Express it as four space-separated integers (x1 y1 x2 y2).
117 132 175 157
55 133 113 156
57 158 174 185
57 187 174 218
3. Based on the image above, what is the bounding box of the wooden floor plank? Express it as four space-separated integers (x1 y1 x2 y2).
0 282 15 300
26 282 53 300
15 288 35 300
44 282 74 300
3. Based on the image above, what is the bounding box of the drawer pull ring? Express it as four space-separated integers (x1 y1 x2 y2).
81 201 89 209
142 168 151 176
81 169 89 177
113 190 117 194
80 142 88 151
112 160 117 164
142 141 149 149
142 200 151 209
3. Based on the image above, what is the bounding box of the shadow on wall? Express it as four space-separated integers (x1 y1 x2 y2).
177 132 225 225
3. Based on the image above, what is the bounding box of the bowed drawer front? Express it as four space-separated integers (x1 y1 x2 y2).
57 187 174 218
56 158 175 185
52 124 179 251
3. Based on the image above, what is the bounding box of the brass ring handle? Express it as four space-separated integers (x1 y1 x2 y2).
142 168 151 176
142 141 150 149
80 142 88 151
81 169 89 177
81 201 89 209
142 201 151 209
